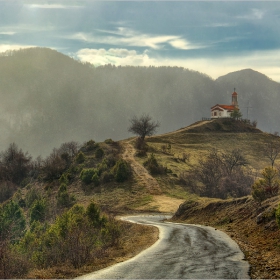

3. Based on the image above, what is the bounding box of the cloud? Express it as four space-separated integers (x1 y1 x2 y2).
26 4 82 9
75 47 280 82
76 48 156 66
237 8 265 20
68 27 204 50
0 31 16 35
0 44 36 53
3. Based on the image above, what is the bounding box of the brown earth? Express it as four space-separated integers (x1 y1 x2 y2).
172 195 280 279
121 140 162 195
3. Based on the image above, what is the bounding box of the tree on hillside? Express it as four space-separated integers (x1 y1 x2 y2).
230 108 242 120
128 114 160 141
252 167 280 203
263 139 280 167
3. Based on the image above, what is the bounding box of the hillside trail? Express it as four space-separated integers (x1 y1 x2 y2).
121 139 162 196
121 139 185 213
153 119 214 138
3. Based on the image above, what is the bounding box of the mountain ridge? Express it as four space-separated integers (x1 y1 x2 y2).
0 47 279 156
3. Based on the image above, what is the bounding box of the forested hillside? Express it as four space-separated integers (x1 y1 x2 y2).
0 47 280 156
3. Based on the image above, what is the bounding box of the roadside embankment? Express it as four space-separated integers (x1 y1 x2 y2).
171 195 280 279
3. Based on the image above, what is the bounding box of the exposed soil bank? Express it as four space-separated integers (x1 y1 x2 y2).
172 195 280 279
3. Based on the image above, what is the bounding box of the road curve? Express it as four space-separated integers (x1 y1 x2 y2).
77 215 249 279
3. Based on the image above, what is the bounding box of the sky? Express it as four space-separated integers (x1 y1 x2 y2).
1 0 280 81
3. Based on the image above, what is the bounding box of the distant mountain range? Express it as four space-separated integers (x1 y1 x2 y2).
0 47 279 156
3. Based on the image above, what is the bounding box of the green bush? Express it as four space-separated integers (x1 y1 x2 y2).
0 200 26 241
75 151 85 163
113 159 130 182
86 140 96 151
91 173 100 187
104 138 114 144
276 203 280 228
59 173 69 185
143 153 167 175
57 184 75 208
29 199 47 223
80 168 95 184
95 147 104 158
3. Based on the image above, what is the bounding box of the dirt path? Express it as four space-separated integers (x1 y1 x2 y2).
121 140 162 195
151 120 213 138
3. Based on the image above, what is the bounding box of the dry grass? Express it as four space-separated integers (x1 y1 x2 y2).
26 221 159 279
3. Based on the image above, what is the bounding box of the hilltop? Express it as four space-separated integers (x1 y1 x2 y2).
0 119 280 278
0 48 280 156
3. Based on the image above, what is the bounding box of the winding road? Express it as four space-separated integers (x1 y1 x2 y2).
77 215 249 279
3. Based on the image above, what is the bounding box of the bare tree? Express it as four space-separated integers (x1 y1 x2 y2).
128 114 160 141
221 148 248 176
263 139 280 167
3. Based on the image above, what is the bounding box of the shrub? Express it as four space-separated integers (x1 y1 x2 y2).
86 140 96 151
95 147 104 159
251 167 280 203
91 173 100 187
75 151 85 163
57 184 75 208
59 173 69 185
29 199 47 223
276 203 280 228
104 138 114 144
143 153 167 175
113 159 130 182
80 168 95 184
25 187 41 208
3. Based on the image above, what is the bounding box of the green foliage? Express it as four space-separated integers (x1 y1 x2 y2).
29 199 47 223
57 184 76 208
86 202 106 227
86 140 96 151
143 153 167 175
252 167 280 203
18 203 120 269
25 187 41 208
113 159 130 182
104 138 114 144
80 168 96 184
0 200 26 241
91 173 100 187
75 151 86 163
59 173 69 185
95 147 104 158
230 108 242 120
276 203 280 228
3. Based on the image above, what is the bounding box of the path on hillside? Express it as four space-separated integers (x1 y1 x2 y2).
153 119 214 138
77 215 249 279
121 140 162 195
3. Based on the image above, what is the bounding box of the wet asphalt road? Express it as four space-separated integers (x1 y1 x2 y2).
77 215 249 279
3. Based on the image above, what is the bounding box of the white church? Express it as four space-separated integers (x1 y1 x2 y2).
211 89 239 119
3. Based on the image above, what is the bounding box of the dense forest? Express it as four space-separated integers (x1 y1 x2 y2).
0 48 280 156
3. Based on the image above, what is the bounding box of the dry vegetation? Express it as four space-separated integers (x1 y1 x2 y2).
172 195 280 279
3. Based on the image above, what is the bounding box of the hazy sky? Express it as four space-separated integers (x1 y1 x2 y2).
1 0 280 81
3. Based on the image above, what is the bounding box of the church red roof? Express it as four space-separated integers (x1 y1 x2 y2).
211 104 236 111
232 91 238 96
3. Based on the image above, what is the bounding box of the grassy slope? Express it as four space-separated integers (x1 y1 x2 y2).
136 119 280 279
18 119 280 278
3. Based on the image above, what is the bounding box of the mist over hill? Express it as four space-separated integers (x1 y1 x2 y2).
0 47 279 156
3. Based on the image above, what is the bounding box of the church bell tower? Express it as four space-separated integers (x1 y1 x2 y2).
232 88 238 108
